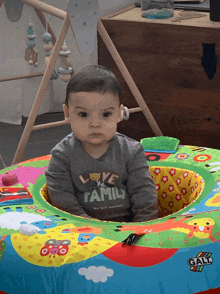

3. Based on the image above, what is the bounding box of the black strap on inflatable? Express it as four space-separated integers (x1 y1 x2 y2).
122 233 144 246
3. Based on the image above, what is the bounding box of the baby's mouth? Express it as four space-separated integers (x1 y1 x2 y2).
90 133 102 136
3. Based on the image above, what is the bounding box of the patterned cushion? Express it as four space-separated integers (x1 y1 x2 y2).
149 166 205 218
40 184 51 204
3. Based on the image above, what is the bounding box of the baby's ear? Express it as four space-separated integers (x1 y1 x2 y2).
118 104 124 122
63 104 70 123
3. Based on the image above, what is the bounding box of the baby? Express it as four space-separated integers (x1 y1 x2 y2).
45 65 158 222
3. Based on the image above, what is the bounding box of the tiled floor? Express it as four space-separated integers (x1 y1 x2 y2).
0 113 72 169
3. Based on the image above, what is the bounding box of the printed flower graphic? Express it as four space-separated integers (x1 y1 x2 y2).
169 168 176 176
154 168 161 175
175 153 190 160
35 209 46 213
175 194 182 201
168 185 174 192
193 154 212 162
161 176 168 183
27 206 37 209
181 188 187 195
183 171 189 179
176 178 181 185
161 192 167 199
155 184 160 191
168 201 174 208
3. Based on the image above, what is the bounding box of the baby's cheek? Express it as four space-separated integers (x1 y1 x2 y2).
106 122 118 129
72 121 87 130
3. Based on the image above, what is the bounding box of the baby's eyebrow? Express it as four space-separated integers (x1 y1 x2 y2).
75 106 86 110
75 106 115 111
103 107 115 111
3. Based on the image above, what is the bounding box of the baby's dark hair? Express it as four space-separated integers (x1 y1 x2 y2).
65 65 122 107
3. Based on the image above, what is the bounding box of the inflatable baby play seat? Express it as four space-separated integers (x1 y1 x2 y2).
1 138 220 294
40 166 205 219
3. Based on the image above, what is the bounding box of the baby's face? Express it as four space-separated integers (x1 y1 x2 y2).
63 91 123 148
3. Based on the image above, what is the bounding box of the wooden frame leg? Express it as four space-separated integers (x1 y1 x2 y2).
0 0 5 8
12 13 71 165
97 19 163 137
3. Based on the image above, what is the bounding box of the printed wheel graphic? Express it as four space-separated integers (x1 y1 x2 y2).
58 246 69 255
145 154 161 161
61 240 71 245
45 239 57 245
40 246 49 256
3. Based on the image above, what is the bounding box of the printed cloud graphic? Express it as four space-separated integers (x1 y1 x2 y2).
0 211 50 231
78 266 114 283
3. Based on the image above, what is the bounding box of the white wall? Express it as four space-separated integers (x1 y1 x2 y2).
0 0 136 124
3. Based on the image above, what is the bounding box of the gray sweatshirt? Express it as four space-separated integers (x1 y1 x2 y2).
45 132 158 222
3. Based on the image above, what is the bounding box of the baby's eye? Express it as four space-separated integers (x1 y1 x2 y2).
103 112 112 118
79 112 87 117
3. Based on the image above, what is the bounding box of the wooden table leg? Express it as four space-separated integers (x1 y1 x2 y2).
12 13 71 165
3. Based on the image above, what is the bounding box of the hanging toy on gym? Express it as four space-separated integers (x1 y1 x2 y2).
42 24 58 80
24 22 38 67
42 30 53 68
58 41 73 82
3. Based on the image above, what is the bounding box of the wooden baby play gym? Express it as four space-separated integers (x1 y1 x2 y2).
0 0 163 166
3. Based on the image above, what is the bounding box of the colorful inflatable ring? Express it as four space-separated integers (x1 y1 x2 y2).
0 145 220 294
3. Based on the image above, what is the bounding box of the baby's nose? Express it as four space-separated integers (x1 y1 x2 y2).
90 118 101 127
